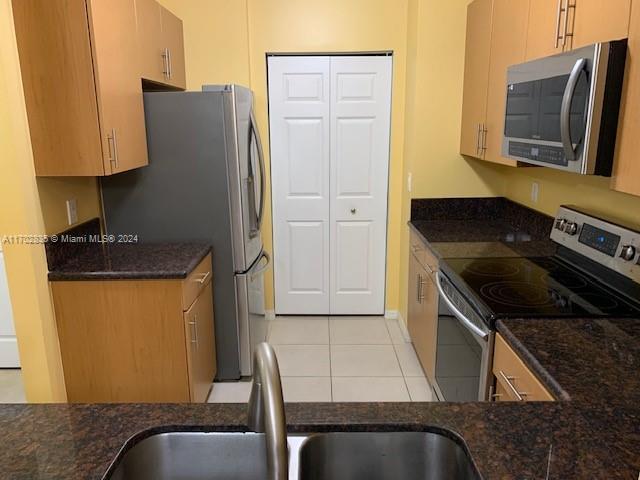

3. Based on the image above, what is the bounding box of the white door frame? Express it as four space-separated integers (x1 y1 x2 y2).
267 53 392 315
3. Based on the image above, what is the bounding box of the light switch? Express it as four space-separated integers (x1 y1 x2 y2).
66 198 78 225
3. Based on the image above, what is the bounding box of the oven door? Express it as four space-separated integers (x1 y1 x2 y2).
502 44 600 174
433 273 494 402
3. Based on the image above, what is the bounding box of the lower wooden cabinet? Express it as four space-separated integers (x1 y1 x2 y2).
492 333 554 402
407 231 438 384
51 254 216 403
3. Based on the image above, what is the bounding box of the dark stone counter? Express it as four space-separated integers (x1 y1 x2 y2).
1 401 638 479
46 218 211 281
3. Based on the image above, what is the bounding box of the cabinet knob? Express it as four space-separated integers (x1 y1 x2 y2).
350 208 357 215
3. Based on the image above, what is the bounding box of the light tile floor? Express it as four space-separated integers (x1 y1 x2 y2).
208 316 436 403
0 369 26 403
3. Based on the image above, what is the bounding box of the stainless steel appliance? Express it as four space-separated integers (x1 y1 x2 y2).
503 40 627 175
101 85 268 379
434 206 640 402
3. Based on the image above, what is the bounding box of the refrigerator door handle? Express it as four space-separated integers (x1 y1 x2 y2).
250 250 271 278
250 109 266 233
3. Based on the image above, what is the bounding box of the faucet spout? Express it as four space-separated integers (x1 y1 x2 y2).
247 342 288 480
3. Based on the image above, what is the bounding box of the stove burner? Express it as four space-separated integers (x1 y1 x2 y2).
542 271 589 290
570 292 620 311
464 262 520 277
479 281 556 308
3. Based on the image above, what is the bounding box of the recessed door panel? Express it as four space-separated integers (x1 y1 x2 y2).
288 221 326 293
337 73 376 101
284 73 325 102
285 118 325 197
335 221 373 292
336 117 375 197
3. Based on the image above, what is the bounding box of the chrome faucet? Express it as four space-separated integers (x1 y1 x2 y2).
247 342 288 480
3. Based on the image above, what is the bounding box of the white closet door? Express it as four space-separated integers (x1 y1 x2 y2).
329 56 392 314
268 56 331 314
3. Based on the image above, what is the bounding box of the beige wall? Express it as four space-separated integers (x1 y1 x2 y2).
397 0 504 322
0 0 68 402
498 167 640 225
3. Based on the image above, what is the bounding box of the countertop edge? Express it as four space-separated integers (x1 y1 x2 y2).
495 319 572 402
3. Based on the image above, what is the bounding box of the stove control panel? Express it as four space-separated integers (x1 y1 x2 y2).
552 206 640 283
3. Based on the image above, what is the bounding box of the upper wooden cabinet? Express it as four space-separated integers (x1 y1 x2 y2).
13 0 148 176
483 0 529 167
612 0 640 197
526 0 631 60
135 0 186 89
460 0 492 159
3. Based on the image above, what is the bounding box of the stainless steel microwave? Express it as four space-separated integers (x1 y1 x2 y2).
502 40 627 175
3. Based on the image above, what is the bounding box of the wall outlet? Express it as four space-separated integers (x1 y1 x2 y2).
407 172 412 193
531 182 540 203
66 198 78 225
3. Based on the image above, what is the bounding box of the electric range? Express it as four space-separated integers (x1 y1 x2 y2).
432 205 640 402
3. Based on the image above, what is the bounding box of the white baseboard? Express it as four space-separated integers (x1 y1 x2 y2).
386 310 411 342
384 309 398 320
265 310 276 321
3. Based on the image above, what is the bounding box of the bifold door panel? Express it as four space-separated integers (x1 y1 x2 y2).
269 55 392 315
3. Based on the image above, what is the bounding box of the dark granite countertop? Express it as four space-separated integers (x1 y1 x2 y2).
409 197 558 259
1 401 639 479
47 243 212 281
46 218 212 281
497 317 640 404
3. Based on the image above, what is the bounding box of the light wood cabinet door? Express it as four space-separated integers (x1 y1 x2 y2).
484 0 529 167
12 0 105 176
492 333 554 402
407 251 438 384
161 6 186 89
460 0 493 159
612 0 640 197
566 0 631 51
525 0 565 60
184 282 217 403
135 0 164 84
88 0 149 175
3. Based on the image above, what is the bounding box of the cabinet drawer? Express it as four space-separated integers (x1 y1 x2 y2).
409 229 438 275
493 333 554 402
182 253 212 311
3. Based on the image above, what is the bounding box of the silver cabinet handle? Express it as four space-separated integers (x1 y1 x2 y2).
561 0 575 48
416 273 422 303
555 0 564 48
189 314 199 350
480 123 487 153
560 57 586 162
498 370 527 401
476 123 482 155
197 271 211 285
107 128 118 170
167 48 172 79
162 48 169 76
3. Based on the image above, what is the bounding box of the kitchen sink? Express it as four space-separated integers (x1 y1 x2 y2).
298 431 481 480
104 431 270 480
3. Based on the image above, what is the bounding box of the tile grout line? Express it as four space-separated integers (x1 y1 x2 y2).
328 317 334 402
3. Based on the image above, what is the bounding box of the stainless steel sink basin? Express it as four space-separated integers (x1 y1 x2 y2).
104 431 269 480
298 431 481 480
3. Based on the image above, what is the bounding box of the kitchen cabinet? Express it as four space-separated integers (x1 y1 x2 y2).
51 254 216 403
134 0 186 89
483 0 529 167
12 0 149 176
525 0 630 60
491 333 554 402
612 0 640 197
460 0 492 159
407 230 438 384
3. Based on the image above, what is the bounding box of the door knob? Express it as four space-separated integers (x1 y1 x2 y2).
350 208 357 214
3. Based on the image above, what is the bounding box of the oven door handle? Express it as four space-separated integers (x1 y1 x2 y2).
436 272 489 341
560 57 587 162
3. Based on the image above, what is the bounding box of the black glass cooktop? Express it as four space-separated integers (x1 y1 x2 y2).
442 256 640 319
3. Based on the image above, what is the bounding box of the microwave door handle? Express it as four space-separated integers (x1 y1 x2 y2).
435 272 489 340
250 109 266 231
560 58 587 161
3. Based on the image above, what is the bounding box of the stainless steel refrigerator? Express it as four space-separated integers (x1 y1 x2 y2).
101 85 268 379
